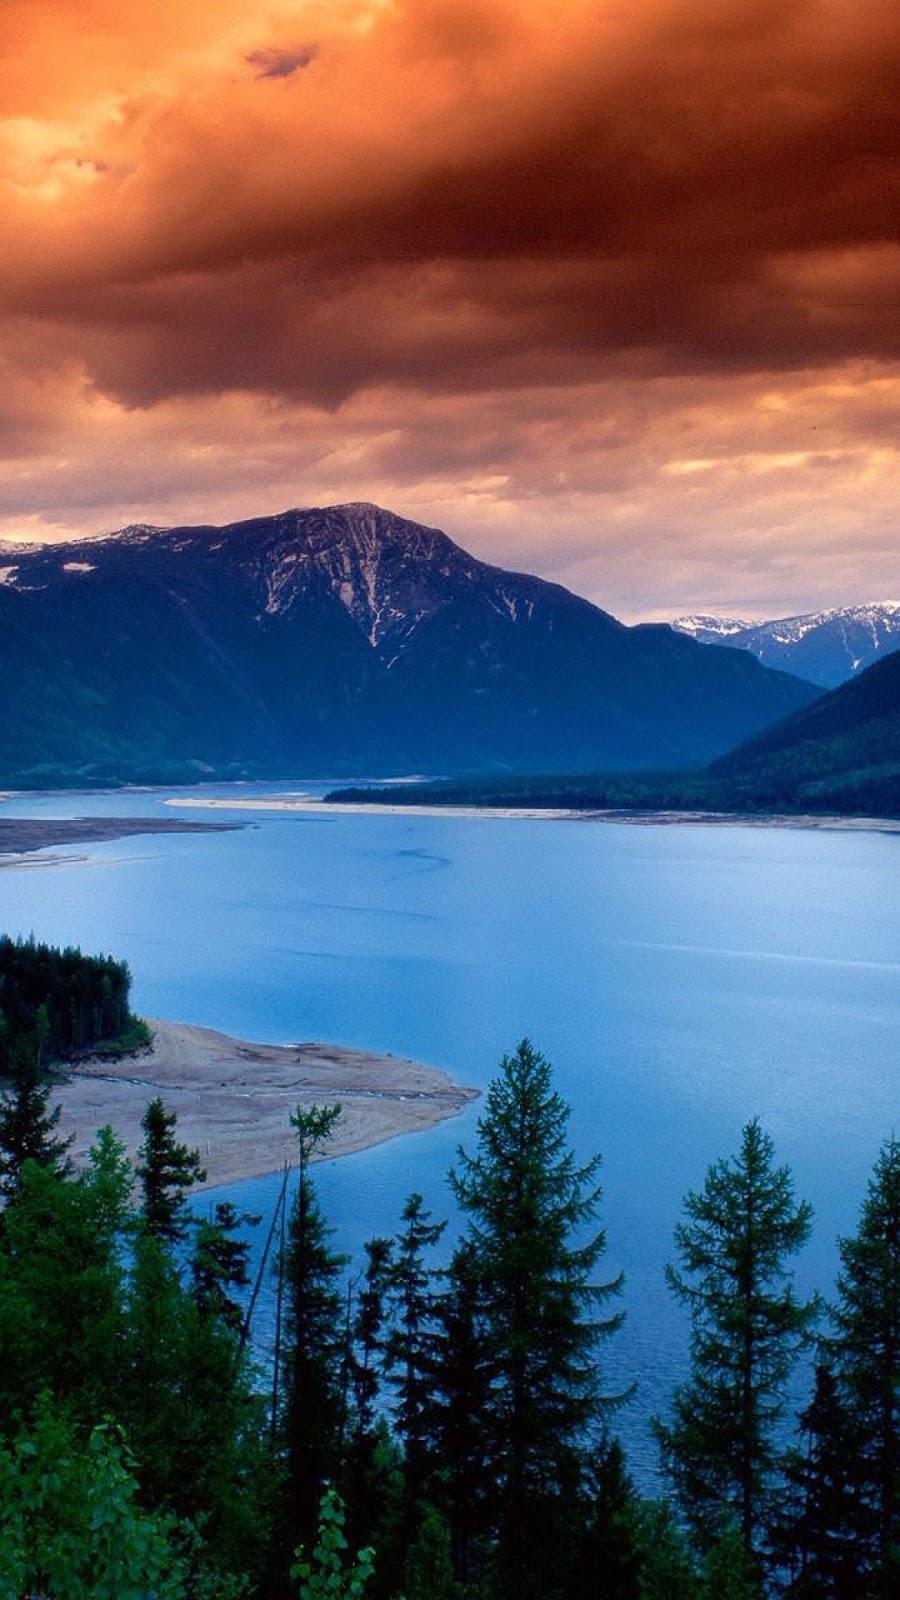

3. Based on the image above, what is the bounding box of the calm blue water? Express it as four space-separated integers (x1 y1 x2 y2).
2 783 898 1481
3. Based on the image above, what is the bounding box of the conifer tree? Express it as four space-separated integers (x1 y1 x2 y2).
655 1118 816 1573
136 1096 206 1244
353 1236 393 1444
279 1103 348 1558
570 1437 645 1600
430 1238 493 1589
343 1235 395 1560
772 1362 861 1599
827 1135 900 1595
191 1200 255 1332
385 1192 446 1503
450 1038 624 1600
0 1019 72 1202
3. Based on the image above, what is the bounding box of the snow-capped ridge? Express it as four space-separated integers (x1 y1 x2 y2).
674 602 900 687
675 614 760 638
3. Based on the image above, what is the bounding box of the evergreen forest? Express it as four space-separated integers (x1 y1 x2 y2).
0 1025 898 1599
0 934 149 1072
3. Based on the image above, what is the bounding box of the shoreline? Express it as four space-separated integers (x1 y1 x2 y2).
52 1019 478 1188
0 800 895 856
164 793 900 835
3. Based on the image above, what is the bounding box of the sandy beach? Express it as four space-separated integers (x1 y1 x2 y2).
164 793 900 833
52 1019 478 1188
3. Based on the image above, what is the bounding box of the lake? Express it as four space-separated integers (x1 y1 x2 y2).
1 782 898 1482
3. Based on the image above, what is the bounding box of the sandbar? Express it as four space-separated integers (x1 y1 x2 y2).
52 1019 478 1188
165 794 900 833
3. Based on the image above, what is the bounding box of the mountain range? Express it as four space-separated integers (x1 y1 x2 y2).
0 503 817 787
673 604 900 688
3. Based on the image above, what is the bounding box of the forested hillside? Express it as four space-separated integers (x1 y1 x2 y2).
329 649 900 819
2 1035 899 1597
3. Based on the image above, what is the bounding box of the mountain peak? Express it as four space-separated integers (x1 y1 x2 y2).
0 500 822 784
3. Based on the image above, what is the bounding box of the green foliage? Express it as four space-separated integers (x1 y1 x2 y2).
12 1011 900 1600
0 933 141 1069
656 1119 816 1565
450 1039 624 1599
0 1023 74 1202
772 1360 862 1598
0 1396 185 1600
290 1486 375 1600
0 1139 130 1424
291 1102 343 1170
698 1528 757 1600
405 1501 455 1600
279 1105 349 1554
386 1192 446 1502
191 1199 257 1332
572 1438 646 1600
826 1136 900 1590
88 1014 152 1055
137 1095 207 1244
635 1502 700 1600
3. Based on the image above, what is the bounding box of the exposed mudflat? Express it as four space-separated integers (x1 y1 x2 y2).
0 815 236 863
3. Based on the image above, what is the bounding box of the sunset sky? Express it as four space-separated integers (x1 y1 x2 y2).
1 0 897 619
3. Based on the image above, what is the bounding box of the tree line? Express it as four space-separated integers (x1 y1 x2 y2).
0 1034 897 1598
0 933 148 1072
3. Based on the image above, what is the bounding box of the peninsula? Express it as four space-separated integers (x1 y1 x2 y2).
52 1019 478 1187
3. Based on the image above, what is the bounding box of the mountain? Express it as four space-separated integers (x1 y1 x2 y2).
708 649 900 814
673 603 900 688
0 503 819 786
330 651 900 820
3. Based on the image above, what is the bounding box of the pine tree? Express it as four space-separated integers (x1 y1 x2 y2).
655 1118 816 1573
279 1104 348 1560
450 1038 624 1599
385 1192 446 1504
570 1437 645 1600
343 1235 394 1560
353 1236 393 1444
191 1200 256 1333
136 1096 206 1245
430 1239 494 1590
0 1020 72 1202
827 1135 900 1595
773 1362 861 1599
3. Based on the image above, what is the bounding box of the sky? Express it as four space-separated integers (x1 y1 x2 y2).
0 0 897 621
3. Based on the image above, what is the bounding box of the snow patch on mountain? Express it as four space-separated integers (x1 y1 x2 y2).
674 614 759 638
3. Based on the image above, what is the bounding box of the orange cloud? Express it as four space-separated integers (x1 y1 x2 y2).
0 0 897 617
